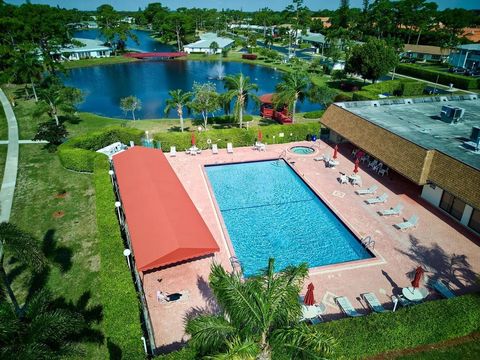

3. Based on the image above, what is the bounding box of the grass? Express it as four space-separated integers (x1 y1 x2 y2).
0 145 6 184
62 56 138 69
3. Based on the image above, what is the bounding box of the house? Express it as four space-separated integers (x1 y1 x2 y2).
462 27 480 43
311 17 332 28
449 44 480 70
57 38 112 61
122 16 135 24
301 31 327 53
401 44 451 62
321 95 480 234
183 33 234 55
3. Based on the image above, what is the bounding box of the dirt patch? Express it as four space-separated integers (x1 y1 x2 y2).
55 192 68 199
52 211 65 219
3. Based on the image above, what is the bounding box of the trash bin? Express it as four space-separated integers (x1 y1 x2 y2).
311 135 317 142
306 134 312 141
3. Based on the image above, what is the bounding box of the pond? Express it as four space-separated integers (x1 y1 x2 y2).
64 60 322 120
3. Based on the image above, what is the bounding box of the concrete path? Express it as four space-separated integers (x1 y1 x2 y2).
0 89 19 223
0 140 48 145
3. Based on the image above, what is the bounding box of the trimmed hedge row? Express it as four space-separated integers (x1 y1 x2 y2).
303 110 325 119
352 80 425 101
319 294 480 359
153 123 321 152
396 64 480 90
58 127 144 172
94 156 145 359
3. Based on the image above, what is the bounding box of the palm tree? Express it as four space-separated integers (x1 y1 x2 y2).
12 44 43 102
164 89 191 132
120 95 142 121
275 72 310 123
223 73 258 129
0 223 46 316
186 258 335 359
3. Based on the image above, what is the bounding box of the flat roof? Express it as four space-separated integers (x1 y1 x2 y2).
336 96 480 171
185 33 234 49
112 147 219 272
456 44 480 51
60 38 110 53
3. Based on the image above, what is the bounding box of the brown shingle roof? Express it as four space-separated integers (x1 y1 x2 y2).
403 44 451 56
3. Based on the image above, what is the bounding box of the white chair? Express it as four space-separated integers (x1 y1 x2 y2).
368 159 378 169
227 142 234 154
351 149 358 158
355 185 378 195
339 174 348 184
360 155 370 164
378 167 389 177
351 175 362 187
365 193 388 205
394 215 419 231
169 146 176 157
212 144 218 154
378 203 404 216
373 162 383 172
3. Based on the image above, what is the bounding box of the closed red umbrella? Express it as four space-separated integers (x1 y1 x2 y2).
191 132 196 146
258 130 263 142
304 283 315 306
411 266 425 288
354 158 360 174
333 145 338 159
356 150 364 160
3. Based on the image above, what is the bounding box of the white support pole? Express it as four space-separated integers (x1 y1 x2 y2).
108 170 114 185
392 297 398 312
123 248 132 270
115 201 123 225
141 336 148 354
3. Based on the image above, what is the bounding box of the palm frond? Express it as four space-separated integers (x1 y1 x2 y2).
185 314 236 354
204 336 260 360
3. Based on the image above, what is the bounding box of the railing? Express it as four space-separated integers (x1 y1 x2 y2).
361 236 375 250
229 256 243 275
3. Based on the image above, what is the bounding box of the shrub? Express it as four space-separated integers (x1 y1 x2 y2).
303 110 325 119
401 81 426 96
242 54 257 60
352 80 425 100
318 294 480 359
94 157 145 359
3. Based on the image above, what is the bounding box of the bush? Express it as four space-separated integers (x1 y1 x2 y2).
303 110 325 119
94 157 145 359
242 54 257 60
153 123 321 152
396 64 479 90
319 294 480 359
401 81 426 96
352 80 425 100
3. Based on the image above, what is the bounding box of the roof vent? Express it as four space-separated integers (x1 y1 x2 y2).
404 99 413 104
468 94 478 100
370 101 380 107
440 105 465 124
463 126 480 152
439 96 448 102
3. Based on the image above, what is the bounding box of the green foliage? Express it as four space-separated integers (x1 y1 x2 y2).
188 82 221 129
303 110 325 119
153 123 321 152
352 80 425 100
275 71 311 120
396 64 480 90
120 95 142 121
318 294 480 359
222 73 259 128
58 127 144 172
34 120 68 147
93 156 144 359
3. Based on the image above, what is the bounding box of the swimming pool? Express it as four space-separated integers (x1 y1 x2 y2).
205 160 372 276
290 146 315 155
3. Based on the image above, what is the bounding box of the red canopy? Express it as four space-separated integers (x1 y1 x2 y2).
113 147 219 272
333 145 338 159
304 283 315 306
258 130 263 142
411 266 425 288
191 132 196 146
259 93 274 104
354 158 360 174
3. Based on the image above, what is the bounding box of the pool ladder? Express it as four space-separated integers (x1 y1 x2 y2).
230 256 243 275
361 236 375 250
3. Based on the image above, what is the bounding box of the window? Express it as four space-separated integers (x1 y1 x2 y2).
469 209 480 234
439 191 466 221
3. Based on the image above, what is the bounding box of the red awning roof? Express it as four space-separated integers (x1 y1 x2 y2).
112 147 219 272
259 93 274 104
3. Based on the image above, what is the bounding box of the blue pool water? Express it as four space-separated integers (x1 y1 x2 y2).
205 160 372 277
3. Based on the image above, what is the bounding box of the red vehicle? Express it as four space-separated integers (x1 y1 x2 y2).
259 93 293 124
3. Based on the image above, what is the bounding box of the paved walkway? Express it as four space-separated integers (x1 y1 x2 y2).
0 89 19 223
0 140 48 145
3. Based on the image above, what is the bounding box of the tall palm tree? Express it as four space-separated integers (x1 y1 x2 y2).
275 72 310 123
223 73 258 129
164 89 191 132
0 223 46 316
186 258 335 359
12 44 44 102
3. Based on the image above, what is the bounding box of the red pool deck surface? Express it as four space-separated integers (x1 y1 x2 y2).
142 140 480 353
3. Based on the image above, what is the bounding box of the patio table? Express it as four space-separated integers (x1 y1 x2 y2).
402 287 428 302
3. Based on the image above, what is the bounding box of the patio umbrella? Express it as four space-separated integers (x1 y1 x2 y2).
411 266 425 288
356 150 364 160
258 130 263 142
191 132 196 146
354 158 360 173
333 145 338 159
304 283 315 306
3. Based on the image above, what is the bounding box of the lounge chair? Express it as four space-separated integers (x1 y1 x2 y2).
308 315 323 325
227 142 233 154
395 294 414 308
365 193 388 205
394 215 419 231
212 144 218 154
169 146 176 157
362 292 387 313
339 174 348 184
335 296 362 317
314 154 325 161
355 185 378 195
378 203 404 216
432 280 455 299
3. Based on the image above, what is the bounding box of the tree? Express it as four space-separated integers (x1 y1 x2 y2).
97 4 137 54
223 73 258 129
275 72 310 123
308 85 337 108
209 41 219 54
164 89 191 132
34 120 68 150
188 82 220 130
11 43 43 102
186 258 335 359
0 223 46 316
120 96 142 121
345 38 398 83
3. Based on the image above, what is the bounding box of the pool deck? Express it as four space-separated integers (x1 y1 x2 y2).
142 140 480 353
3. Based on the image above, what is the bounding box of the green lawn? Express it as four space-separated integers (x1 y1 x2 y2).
0 145 6 184
0 100 7 139
62 55 138 69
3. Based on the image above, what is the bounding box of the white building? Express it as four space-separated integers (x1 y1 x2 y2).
58 38 112 61
449 44 480 70
183 33 234 55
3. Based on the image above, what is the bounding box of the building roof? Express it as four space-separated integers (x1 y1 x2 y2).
462 27 480 43
336 96 480 171
112 147 219 272
301 32 326 44
60 38 110 53
403 44 450 56
184 33 234 49
455 44 480 51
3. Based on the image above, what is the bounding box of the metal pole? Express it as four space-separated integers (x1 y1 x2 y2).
115 201 123 225
433 74 439 94
108 170 114 185
123 249 132 270
392 297 398 312
141 336 148 354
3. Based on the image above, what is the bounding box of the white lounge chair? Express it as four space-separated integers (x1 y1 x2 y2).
212 144 218 154
336 296 362 317
314 154 325 161
378 203 404 216
365 193 388 205
227 142 233 154
169 146 176 157
355 185 378 195
362 292 388 313
394 215 419 231
431 280 455 299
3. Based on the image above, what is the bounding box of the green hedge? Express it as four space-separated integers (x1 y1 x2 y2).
153 123 321 152
396 64 480 90
303 110 325 119
58 127 144 172
352 80 425 100
319 294 480 359
94 156 145 359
